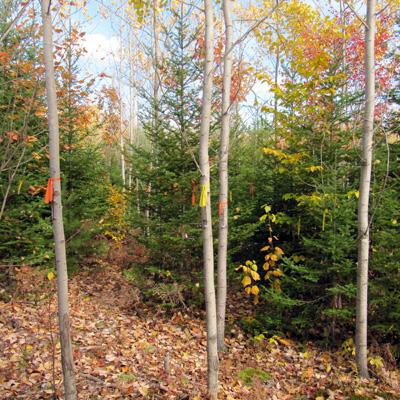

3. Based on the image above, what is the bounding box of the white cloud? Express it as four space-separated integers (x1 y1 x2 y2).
79 33 121 63
251 79 271 102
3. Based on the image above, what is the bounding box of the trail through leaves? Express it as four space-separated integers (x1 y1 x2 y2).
0 264 399 399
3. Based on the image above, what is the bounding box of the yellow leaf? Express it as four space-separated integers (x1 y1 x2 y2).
302 367 314 379
274 246 284 256
47 271 55 281
254 334 265 342
268 336 278 345
326 364 332 373
306 165 323 172
272 269 283 277
292 255 305 263
270 254 278 262
139 386 149 396
369 356 384 369
250 270 260 281
242 276 251 287
276 336 292 346
263 262 270 271
261 245 270 251
251 285 260 296
245 286 252 294
253 295 259 305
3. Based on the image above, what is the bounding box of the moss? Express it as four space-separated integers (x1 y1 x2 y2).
238 367 271 386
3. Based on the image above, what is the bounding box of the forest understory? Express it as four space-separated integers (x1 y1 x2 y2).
1 0 400 398
1 245 399 400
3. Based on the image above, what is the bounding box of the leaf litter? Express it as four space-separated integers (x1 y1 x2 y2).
0 263 399 399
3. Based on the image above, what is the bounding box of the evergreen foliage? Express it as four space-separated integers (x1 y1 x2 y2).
130 6 204 271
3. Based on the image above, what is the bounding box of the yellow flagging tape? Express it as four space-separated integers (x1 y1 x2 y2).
322 208 329 231
199 184 208 207
17 180 23 194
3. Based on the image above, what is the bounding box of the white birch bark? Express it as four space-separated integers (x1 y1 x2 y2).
273 0 280 134
217 0 233 352
200 0 218 398
120 109 126 188
41 0 77 398
127 28 138 190
356 0 376 379
153 0 161 109
119 26 126 189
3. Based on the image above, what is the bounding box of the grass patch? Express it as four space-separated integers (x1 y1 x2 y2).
118 373 136 382
238 367 271 386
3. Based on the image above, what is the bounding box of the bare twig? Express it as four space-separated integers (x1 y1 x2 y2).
343 0 368 29
0 1 31 44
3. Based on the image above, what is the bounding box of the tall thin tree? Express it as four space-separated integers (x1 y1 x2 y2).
199 0 218 398
217 0 233 351
356 0 376 379
41 0 77 398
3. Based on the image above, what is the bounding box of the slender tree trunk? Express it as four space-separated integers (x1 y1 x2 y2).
119 100 126 188
153 0 161 108
119 26 126 189
356 0 376 379
273 0 280 135
217 0 233 352
144 0 161 235
200 0 218 398
127 29 137 191
41 0 77 398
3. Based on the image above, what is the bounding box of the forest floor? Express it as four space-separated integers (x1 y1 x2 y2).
1 261 399 400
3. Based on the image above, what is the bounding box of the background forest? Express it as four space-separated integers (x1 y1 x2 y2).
0 0 399 398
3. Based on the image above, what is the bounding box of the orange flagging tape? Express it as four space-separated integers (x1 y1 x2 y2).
44 177 61 204
191 180 197 207
249 182 255 197
218 199 228 217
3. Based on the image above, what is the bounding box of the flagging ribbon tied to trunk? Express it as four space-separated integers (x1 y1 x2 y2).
44 177 61 204
199 183 208 207
218 199 228 217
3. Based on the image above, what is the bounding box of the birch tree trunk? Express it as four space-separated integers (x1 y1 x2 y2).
120 106 126 188
273 0 280 134
217 0 233 352
127 28 138 190
200 0 218 397
153 0 161 109
144 0 161 234
356 0 376 379
41 0 77 398
119 25 126 189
